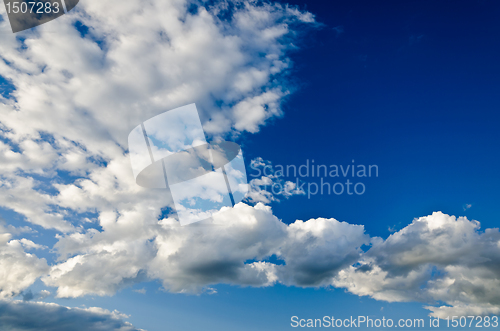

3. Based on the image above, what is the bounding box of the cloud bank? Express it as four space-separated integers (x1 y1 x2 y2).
0 301 142 331
334 212 500 318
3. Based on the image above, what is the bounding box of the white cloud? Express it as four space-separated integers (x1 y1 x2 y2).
333 212 500 317
133 288 146 294
148 203 286 293
0 175 74 232
44 239 154 298
425 304 500 319
0 0 315 233
0 226 49 299
43 202 369 297
277 217 369 287
0 0 317 300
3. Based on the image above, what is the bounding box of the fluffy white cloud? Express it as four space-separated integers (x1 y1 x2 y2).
0 301 142 331
44 203 367 296
0 0 318 300
0 0 315 234
148 203 286 293
333 212 500 317
277 217 369 287
0 0 319 301
42 206 500 319
0 225 49 299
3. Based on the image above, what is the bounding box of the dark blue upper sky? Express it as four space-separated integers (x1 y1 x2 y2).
244 0 500 237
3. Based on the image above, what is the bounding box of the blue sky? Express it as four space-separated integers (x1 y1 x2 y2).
250 0 500 235
0 1 500 330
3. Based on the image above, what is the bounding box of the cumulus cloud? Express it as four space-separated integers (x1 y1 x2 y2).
148 203 286 293
277 217 368 287
36 206 500 319
41 204 500 318
0 225 49 299
45 203 366 296
0 0 315 234
333 212 500 317
0 301 142 331
0 0 319 301
0 0 318 296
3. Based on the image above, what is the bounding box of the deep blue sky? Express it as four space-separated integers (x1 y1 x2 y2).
245 0 500 238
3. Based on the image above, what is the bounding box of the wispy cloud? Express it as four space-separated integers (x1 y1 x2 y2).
332 25 344 37
133 288 146 294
